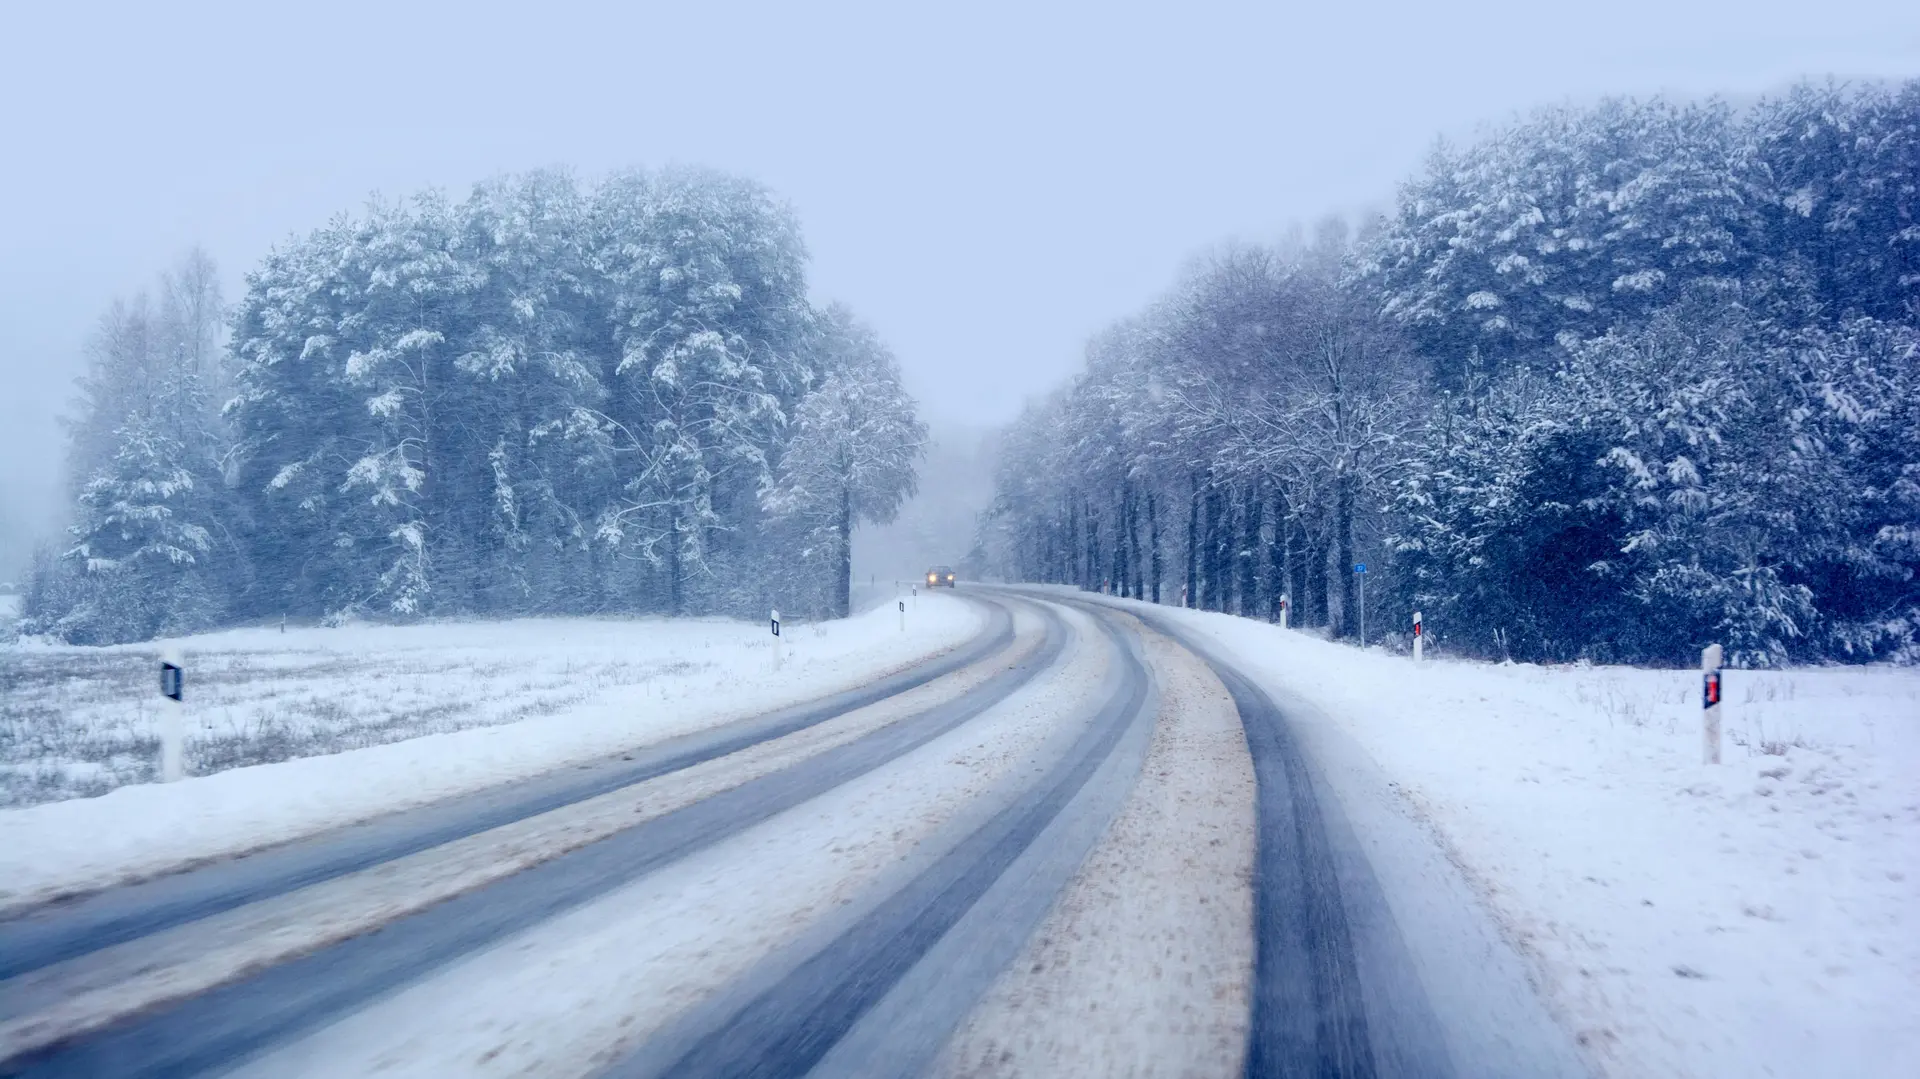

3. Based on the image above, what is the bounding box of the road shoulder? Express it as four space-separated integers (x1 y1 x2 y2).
932 619 1256 1079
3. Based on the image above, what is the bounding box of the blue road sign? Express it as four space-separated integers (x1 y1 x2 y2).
1353 563 1367 574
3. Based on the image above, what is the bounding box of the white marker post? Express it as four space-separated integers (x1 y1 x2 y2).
158 647 185 782
898 598 906 633
1278 594 1289 630
1412 610 1424 662
770 609 782 672
1702 643 1723 765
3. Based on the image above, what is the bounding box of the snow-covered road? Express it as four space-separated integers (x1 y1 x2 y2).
0 589 1588 1078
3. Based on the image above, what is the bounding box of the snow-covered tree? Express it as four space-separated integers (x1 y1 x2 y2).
450 172 604 611
1363 97 1758 384
590 168 814 614
764 306 926 617
1388 308 1919 665
986 78 1919 665
30 251 234 642
59 413 219 642
213 168 894 629
1746 80 1920 326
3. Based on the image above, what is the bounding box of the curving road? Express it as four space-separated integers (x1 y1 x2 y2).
0 588 1586 1079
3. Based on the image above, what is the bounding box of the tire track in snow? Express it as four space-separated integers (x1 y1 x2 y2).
609 598 1154 1079
1 596 1063 1078
931 615 1257 1079
0 598 1016 981
0 606 1054 1063
216 602 1121 1079
1113 598 1448 1078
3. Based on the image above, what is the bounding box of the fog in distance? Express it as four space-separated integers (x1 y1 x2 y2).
2 0 1914 583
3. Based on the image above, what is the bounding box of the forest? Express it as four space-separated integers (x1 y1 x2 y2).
979 80 1920 666
21 168 926 642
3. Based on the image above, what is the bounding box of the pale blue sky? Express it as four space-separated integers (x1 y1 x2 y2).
2 0 1916 570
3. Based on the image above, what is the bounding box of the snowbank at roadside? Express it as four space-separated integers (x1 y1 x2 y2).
1113 597 1919 1079
0 594 982 912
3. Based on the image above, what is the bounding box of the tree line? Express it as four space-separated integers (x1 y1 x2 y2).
980 80 1919 666
23 168 925 643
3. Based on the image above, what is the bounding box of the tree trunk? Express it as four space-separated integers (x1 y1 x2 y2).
1086 501 1100 592
1148 490 1162 604
1335 470 1356 639
1126 487 1140 599
1209 486 1230 612
1201 486 1217 611
667 515 684 617
1241 481 1263 617
1068 500 1081 588
1213 487 1229 613
1308 523 1331 629
1196 484 1212 610
1195 485 1210 610
584 537 603 615
1267 485 1288 621
1062 505 1072 583
836 482 852 618
1207 488 1224 612
1127 489 1139 599
1052 506 1065 582
1287 516 1307 625
1184 474 1199 608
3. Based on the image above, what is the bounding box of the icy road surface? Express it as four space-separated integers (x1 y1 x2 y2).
0 589 1586 1078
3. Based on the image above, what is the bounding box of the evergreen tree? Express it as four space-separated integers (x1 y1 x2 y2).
764 306 926 617
214 168 907 629
589 168 814 614
60 412 218 642
985 78 1919 665
30 251 234 642
1364 97 1758 384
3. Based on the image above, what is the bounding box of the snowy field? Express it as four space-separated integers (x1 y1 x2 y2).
6 620 693 808
0 596 981 910
1131 600 1920 1079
